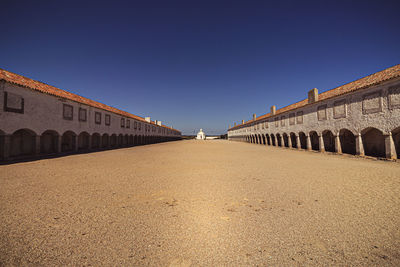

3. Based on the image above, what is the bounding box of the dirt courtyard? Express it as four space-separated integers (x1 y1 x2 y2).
0 140 399 266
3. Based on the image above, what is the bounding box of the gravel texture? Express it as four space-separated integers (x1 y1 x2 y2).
1 140 399 266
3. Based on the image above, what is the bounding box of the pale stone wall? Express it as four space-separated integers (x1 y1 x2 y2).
0 81 181 160
228 77 400 159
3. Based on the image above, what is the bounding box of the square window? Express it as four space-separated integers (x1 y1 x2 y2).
274 117 279 127
4 92 24 114
134 121 137 129
289 113 295 125
121 118 125 127
138 123 141 130
333 100 346 119
126 119 130 128
280 116 285 126
296 111 303 124
105 114 111 125
79 108 87 121
95 112 101 124
362 91 381 114
317 105 327 120
63 104 73 120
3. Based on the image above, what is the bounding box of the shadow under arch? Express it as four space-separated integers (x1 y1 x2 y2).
339 128 356 155
10 128 37 157
392 127 400 159
322 130 335 152
361 127 385 158
41 130 60 155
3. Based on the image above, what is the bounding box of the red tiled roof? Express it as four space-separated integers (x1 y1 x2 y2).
0 68 180 133
230 64 400 130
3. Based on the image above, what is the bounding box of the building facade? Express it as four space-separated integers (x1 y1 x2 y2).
227 65 400 160
0 69 181 161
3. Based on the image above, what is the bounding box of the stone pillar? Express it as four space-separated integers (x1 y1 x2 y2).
384 132 397 159
296 135 300 149
57 135 62 153
288 136 292 148
319 135 325 152
3 135 11 160
306 135 311 150
35 136 41 155
334 135 342 154
355 133 364 156
280 135 284 147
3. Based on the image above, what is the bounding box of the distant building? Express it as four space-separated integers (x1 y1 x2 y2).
196 129 206 140
227 64 400 160
0 68 181 161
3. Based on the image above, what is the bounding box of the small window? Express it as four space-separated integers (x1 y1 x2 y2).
134 121 137 129
317 105 327 120
121 118 125 127
79 108 87 122
63 104 73 120
126 119 130 128
95 112 101 124
280 116 285 126
296 111 303 124
274 117 279 127
138 122 141 130
4 92 24 114
289 113 295 125
105 114 111 125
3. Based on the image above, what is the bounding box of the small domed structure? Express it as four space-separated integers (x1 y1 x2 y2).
196 129 206 140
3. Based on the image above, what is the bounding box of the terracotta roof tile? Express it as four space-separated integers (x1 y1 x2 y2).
0 68 180 133
230 64 400 130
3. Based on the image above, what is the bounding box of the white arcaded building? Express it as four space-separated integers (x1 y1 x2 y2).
0 69 181 161
227 64 400 160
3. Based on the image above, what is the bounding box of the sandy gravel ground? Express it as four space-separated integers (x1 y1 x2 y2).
0 140 399 266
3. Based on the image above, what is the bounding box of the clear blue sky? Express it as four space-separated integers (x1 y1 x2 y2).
1 0 399 135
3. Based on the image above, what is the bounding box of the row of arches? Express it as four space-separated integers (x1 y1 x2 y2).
243 127 400 159
0 129 179 160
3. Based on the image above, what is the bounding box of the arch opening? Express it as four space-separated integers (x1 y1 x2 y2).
362 127 385 158
339 129 356 155
102 134 109 148
10 129 37 157
309 131 319 151
322 130 335 152
78 132 90 151
271 134 276 146
41 130 59 154
283 133 289 147
92 133 101 149
290 133 297 148
392 127 400 159
62 131 76 152
299 132 307 149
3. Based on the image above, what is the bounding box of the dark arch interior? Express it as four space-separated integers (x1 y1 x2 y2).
102 134 109 148
323 131 335 152
299 132 307 149
276 134 282 147
339 129 356 155
10 129 36 157
393 128 400 159
290 133 297 148
309 131 319 151
92 133 101 149
283 134 289 147
362 128 385 158
62 131 76 152
271 134 276 146
41 130 59 154
78 132 90 150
